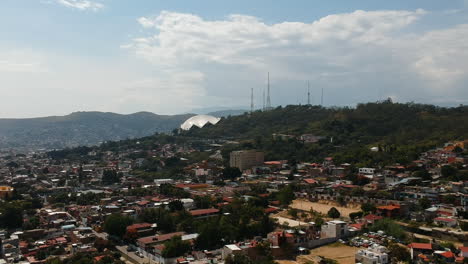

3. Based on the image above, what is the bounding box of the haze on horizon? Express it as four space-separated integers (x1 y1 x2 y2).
1 0 468 118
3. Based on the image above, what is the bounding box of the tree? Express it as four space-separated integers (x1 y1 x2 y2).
314 216 324 227
349 211 363 220
222 167 242 180
0 203 23 228
277 186 295 206
327 207 340 218
370 218 406 240
361 202 377 213
413 169 432 181
162 236 191 258
418 197 431 209
194 195 213 209
388 243 411 263
103 214 133 239
102 170 121 185
168 200 184 212
225 254 253 264
441 165 457 179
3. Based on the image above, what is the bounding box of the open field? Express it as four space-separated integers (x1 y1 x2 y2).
277 244 359 264
291 199 360 218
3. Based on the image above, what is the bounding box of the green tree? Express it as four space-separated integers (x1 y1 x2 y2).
0 203 23 228
370 218 406 240
413 169 432 181
441 165 457 179
168 200 184 212
162 236 191 258
361 202 377 213
327 207 340 218
222 167 242 180
103 214 133 239
102 170 121 185
418 197 431 209
388 243 411 263
277 186 295 206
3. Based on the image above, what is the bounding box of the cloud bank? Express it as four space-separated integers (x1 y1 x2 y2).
123 9 468 108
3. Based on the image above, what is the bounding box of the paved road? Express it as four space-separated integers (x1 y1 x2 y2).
92 231 154 264
116 245 153 264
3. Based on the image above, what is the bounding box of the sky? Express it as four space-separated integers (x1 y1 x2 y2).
1 0 468 118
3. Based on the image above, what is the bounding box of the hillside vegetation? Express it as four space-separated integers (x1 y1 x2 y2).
183 100 468 165
49 101 468 167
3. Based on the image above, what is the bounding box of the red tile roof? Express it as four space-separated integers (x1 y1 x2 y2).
377 205 400 211
189 208 219 216
304 179 318 184
127 223 153 231
408 243 432 250
434 217 456 222
438 251 455 258
364 214 383 221
264 207 278 214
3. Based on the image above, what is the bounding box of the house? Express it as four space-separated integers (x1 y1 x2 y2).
434 217 457 228
321 220 348 239
222 244 242 259
363 214 383 225
377 205 400 218
408 243 433 260
126 223 156 238
189 208 219 219
137 232 185 250
355 245 389 264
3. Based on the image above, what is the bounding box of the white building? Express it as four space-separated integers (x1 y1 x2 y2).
320 220 348 239
359 168 376 175
355 245 389 264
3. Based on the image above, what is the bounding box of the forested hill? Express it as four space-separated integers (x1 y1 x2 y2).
0 111 194 149
47 101 468 166
185 101 468 143
180 101 468 165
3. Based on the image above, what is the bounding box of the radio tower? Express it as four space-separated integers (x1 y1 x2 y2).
307 81 311 105
321 87 324 106
266 72 272 110
262 88 265 111
250 88 254 114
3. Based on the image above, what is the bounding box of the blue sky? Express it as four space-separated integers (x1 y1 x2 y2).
1 0 468 117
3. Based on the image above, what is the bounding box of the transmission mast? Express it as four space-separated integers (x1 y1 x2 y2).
321 87 324 106
266 72 272 110
262 88 265 111
307 81 311 105
250 88 254 114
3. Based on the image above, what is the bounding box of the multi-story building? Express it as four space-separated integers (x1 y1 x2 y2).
320 220 348 239
230 150 264 171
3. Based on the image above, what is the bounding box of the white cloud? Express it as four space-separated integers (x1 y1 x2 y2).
122 9 468 107
55 0 104 11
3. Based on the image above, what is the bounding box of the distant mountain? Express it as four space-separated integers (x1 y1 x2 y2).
207 109 248 118
190 106 248 116
0 111 194 150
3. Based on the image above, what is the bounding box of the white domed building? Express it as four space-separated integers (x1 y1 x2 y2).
180 115 221 130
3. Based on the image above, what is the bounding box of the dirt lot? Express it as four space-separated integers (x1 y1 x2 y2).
290 199 360 218
277 244 359 264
